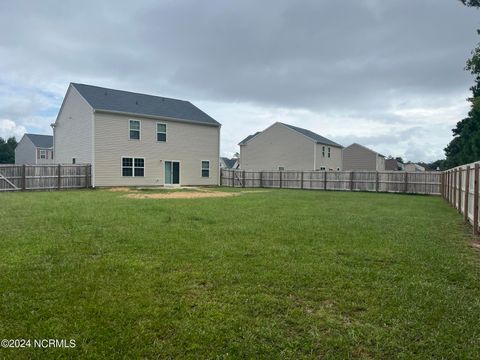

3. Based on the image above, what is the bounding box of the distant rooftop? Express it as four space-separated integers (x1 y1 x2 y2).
71 83 220 126
24 134 53 148
239 122 342 147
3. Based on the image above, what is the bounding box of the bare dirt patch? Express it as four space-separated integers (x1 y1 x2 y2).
109 187 138 192
126 191 240 199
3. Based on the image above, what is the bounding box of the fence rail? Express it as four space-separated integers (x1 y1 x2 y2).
443 161 480 235
0 164 91 192
221 169 442 195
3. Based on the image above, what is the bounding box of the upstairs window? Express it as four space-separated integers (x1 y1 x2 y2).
129 120 140 140
201 161 210 177
328 147 331 158
157 123 167 142
38 149 47 159
122 157 144 177
322 146 325 157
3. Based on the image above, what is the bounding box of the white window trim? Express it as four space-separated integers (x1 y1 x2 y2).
156 122 167 142
129 119 141 141
201 160 210 178
121 156 145 177
39 149 48 159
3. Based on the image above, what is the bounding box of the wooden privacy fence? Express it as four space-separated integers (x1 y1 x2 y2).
0 164 91 192
221 169 442 195
443 161 480 235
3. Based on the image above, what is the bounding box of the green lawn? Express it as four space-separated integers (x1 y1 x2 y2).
0 188 479 359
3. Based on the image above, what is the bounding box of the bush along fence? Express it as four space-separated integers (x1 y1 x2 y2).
0 164 91 192
443 161 480 235
221 169 442 195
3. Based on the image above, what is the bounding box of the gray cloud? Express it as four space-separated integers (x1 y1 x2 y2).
0 0 478 161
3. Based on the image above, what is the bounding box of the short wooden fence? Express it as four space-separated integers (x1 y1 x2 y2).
443 161 480 235
0 164 91 192
221 169 442 195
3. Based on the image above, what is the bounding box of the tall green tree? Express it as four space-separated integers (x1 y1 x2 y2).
0 137 18 164
445 1 480 166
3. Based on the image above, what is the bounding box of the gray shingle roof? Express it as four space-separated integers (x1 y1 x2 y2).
71 83 220 126
238 132 261 145
25 134 53 148
220 157 237 168
280 123 343 147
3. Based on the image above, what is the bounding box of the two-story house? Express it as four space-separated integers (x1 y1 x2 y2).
53 83 221 187
15 133 54 165
239 122 343 171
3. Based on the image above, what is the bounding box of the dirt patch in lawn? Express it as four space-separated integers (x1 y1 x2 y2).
126 191 240 199
109 187 138 192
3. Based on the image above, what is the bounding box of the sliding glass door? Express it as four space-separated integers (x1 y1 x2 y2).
164 161 180 185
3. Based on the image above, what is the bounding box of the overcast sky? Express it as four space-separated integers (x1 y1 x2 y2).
0 0 478 161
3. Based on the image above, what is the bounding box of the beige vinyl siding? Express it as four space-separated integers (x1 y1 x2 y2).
240 122 315 170
342 143 377 171
376 155 385 171
94 112 219 186
53 85 94 165
314 144 343 170
15 135 36 164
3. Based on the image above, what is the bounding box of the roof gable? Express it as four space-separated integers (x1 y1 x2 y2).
71 83 220 126
24 134 53 148
239 122 342 147
279 123 342 147
345 143 385 157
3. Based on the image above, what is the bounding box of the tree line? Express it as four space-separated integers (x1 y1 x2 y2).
0 137 17 164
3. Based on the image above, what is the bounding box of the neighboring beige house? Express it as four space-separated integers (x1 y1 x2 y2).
342 143 385 171
239 122 343 171
404 163 426 172
53 83 221 187
15 133 54 165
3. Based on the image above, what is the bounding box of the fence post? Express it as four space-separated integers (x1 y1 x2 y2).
404 172 408 193
465 166 470 223
440 172 444 198
474 164 479 235
220 168 223 186
324 171 327 190
259 171 263 188
458 169 462 213
350 171 354 191
375 171 379 192
453 169 457 209
21 164 26 191
242 170 246 188
279 171 282 189
56 164 61 190
300 171 304 189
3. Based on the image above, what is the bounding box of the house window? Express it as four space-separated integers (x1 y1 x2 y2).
129 120 140 140
328 147 331 158
122 157 145 177
322 146 325 157
72 158 76 164
201 161 210 177
157 123 167 142
39 149 47 159
278 166 285 171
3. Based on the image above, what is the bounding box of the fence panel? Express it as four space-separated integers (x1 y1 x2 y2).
0 164 91 192
221 169 442 195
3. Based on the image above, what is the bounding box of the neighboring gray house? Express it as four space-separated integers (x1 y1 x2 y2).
239 122 343 171
15 133 53 164
404 163 426 172
53 83 221 187
220 157 238 169
342 143 385 171
385 158 404 171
